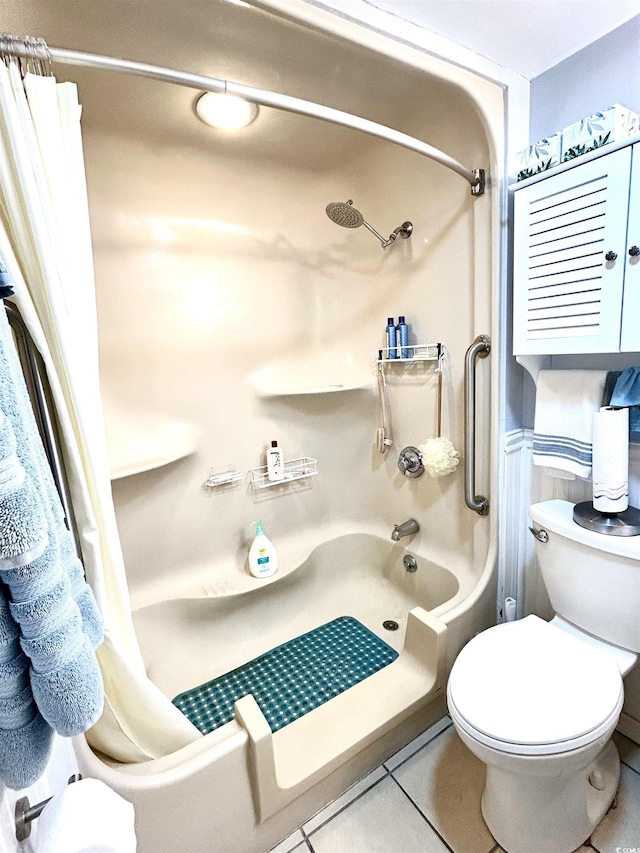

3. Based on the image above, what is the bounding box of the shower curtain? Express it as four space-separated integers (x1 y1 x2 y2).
0 54 200 761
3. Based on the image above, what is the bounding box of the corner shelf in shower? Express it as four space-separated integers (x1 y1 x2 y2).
250 457 318 489
107 419 200 480
250 355 374 397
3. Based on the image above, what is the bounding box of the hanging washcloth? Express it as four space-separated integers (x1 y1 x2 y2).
603 370 640 433
610 366 640 406
533 370 608 479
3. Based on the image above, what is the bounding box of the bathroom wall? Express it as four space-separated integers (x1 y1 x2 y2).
529 16 640 144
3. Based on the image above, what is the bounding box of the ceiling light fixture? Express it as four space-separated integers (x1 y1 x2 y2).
194 92 259 130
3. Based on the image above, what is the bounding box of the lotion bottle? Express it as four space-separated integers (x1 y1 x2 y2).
248 520 278 578
266 440 284 481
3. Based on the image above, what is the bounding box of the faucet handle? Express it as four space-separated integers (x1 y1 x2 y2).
398 446 425 478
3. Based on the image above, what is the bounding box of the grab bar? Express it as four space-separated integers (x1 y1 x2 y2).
464 335 490 515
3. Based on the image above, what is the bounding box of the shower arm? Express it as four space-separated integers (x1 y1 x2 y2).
362 219 413 248
5 40 486 196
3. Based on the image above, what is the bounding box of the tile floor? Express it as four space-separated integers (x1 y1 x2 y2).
267 716 640 853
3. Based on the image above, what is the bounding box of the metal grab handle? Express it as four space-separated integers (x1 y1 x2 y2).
464 335 491 515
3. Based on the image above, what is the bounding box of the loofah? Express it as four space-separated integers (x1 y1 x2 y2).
419 437 460 479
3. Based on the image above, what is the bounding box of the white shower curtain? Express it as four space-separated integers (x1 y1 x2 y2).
0 59 200 761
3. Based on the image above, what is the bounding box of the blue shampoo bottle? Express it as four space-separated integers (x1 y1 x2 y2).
385 317 398 359
396 316 409 358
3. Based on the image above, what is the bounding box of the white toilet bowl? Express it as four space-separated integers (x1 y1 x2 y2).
447 615 625 853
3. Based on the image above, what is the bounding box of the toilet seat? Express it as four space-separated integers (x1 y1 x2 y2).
447 615 624 756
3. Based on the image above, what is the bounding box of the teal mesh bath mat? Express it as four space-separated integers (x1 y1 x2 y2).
172 615 398 734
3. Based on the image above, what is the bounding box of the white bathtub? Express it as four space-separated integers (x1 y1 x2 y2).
74 532 483 853
132 533 460 700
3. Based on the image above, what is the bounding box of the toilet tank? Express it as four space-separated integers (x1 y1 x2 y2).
529 500 640 653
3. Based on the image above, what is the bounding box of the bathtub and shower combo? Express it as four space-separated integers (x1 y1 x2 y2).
4 2 502 850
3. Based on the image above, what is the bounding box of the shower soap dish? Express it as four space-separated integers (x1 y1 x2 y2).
203 466 246 489
250 457 318 489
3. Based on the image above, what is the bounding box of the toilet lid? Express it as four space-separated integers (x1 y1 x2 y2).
447 615 623 755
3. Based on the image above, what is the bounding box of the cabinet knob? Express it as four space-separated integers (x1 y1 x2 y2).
629 245 640 257
605 250 617 261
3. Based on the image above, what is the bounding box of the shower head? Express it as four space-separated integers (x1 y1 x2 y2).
325 200 364 229
325 199 412 249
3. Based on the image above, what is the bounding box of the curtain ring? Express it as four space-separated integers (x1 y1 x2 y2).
35 37 52 77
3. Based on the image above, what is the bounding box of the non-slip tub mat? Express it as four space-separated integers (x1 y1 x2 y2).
172 615 398 735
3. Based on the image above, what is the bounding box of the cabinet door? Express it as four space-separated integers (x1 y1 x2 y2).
621 142 640 352
513 146 632 355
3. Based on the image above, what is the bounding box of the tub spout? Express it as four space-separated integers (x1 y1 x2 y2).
391 519 419 541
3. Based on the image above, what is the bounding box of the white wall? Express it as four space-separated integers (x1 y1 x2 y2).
530 16 640 144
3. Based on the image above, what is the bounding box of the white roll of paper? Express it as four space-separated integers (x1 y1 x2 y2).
592 406 629 513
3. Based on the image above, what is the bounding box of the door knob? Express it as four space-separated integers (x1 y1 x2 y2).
629 245 640 257
605 250 617 261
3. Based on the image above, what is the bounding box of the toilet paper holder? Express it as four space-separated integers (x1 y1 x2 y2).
15 773 82 841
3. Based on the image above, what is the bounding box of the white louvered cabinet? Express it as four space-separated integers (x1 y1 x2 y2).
512 140 640 355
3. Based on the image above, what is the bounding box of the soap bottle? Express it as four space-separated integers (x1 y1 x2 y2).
396 315 410 358
266 440 284 481
385 317 398 359
249 520 278 578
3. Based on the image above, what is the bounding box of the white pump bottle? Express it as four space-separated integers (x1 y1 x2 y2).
248 520 278 578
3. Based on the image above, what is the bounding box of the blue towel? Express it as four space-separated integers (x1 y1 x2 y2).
9 575 76 639
603 371 640 434
0 410 49 567
0 709 53 790
611 367 640 406
0 260 14 299
29 638 104 737
0 298 104 770
0 583 51 790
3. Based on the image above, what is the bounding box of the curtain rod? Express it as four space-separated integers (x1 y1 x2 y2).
5 40 486 195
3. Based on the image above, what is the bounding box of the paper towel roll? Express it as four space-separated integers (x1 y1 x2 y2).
35 778 136 853
592 406 629 513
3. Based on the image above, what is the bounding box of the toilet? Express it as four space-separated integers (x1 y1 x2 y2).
447 499 640 853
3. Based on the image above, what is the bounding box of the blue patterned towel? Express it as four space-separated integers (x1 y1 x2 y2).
533 370 608 478
0 298 104 759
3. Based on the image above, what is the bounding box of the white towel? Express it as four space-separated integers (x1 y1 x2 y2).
533 370 608 479
35 778 136 853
